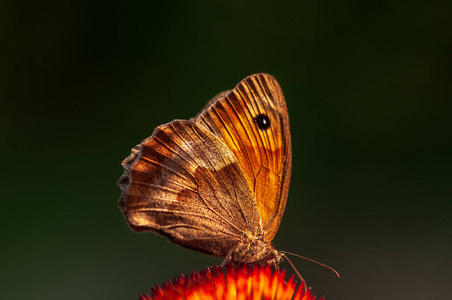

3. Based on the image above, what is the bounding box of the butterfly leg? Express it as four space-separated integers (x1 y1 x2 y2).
220 248 235 268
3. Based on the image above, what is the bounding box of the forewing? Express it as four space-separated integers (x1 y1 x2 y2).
118 120 260 257
193 73 292 242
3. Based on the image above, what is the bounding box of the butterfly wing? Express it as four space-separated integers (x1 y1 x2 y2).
118 120 260 257
193 73 292 243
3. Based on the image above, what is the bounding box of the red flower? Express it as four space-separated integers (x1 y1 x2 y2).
140 264 324 300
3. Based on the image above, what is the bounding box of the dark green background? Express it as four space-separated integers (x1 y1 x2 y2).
2 1 451 299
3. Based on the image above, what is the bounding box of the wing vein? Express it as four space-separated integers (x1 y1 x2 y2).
135 207 243 235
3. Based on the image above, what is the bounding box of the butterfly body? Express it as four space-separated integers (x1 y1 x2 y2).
229 232 280 264
118 73 291 265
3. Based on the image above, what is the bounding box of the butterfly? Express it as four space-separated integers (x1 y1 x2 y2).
118 73 291 266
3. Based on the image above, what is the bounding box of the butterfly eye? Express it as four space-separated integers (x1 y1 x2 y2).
253 114 271 130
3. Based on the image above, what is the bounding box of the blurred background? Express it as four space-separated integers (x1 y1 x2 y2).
2 1 451 299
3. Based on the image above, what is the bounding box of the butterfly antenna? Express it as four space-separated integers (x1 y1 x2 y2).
280 251 340 278
281 253 308 292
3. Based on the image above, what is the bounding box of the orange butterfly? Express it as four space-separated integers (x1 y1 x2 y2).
118 73 291 265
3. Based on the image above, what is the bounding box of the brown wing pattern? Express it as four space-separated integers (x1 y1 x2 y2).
118 120 260 257
193 74 292 242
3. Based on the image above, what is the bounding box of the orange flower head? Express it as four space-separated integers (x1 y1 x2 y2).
139 264 324 300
